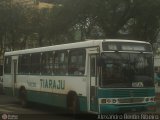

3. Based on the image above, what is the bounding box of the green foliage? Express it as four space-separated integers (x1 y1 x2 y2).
51 0 160 43
0 0 160 52
130 0 160 43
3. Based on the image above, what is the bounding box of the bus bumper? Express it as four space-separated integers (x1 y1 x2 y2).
99 102 156 113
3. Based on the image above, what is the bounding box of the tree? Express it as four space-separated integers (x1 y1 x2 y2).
51 0 160 43
0 0 12 54
129 0 160 43
0 0 49 50
1 0 160 52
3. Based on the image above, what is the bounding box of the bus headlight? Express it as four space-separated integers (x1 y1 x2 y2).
100 98 118 104
144 97 155 102
106 99 111 104
112 99 117 103
145 97 149 102
101 99 106 103
150 97 155 102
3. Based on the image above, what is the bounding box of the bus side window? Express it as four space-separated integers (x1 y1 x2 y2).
31 53 41 74
4 56 11 74
68 49 86 76
41 51 54 75
18 54 30 74
54 51 68 75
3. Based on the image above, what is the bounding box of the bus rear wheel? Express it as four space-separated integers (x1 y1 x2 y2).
19 88 27 108
67 92 80 114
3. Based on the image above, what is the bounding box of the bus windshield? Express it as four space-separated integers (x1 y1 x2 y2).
100 52 154 88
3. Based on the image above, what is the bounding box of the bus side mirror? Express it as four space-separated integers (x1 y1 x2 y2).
96 56 105 67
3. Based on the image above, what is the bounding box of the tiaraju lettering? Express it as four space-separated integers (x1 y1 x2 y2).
40 79 65 89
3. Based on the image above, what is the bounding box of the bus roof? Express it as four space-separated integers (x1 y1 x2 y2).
5 39 150 56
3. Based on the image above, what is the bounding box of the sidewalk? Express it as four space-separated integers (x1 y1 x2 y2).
0 94 18 104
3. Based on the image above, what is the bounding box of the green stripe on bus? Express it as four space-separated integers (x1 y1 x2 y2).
98 88 155 98
4 87 88 112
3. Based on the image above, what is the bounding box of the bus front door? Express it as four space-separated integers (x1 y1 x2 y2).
89 55 98 112
12 58 18 96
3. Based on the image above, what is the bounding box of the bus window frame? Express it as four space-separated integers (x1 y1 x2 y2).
68 49 86 76
54 50 68 76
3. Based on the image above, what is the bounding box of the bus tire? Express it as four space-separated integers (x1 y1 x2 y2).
67 91 80 114
19 87 27 108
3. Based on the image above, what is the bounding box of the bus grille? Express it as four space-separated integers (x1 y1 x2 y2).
118 98 144 104
111 89 148 97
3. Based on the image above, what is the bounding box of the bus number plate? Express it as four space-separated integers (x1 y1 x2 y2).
132 82 144 87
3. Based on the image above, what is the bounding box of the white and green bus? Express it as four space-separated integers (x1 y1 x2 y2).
3 39 156 113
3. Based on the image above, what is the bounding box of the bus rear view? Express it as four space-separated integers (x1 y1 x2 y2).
97 40 155 113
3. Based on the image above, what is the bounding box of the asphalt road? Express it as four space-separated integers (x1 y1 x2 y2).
0 94 160 120
0 94 89 120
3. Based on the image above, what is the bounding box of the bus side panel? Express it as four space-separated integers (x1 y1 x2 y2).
27 90 67 108
79 96 88 112
25 90 88 112
16 75 88 112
